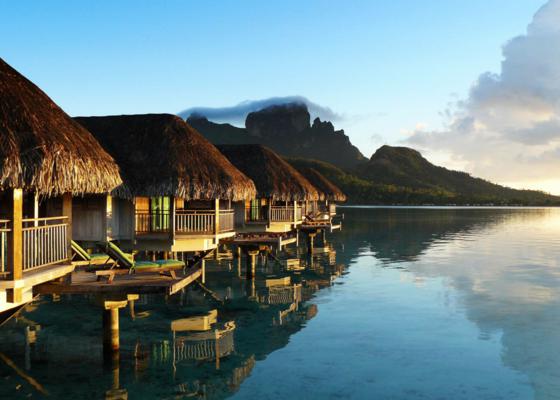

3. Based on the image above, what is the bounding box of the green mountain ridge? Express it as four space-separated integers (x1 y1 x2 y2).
184 103 560 206
288 153 560 206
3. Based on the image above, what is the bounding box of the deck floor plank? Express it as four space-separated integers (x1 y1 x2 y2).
35 267 202 295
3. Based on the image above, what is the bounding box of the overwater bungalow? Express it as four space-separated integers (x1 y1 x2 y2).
292 166 346 231
217 144 319 236
74 114 256 256
0 58 122 316
296 167 346 217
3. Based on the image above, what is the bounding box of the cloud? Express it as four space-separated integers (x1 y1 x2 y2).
405 0 560 193
178 96 342 126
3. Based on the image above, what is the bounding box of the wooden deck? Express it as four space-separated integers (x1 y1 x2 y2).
35 267 202 296
300 222 341 232
224 233 297 248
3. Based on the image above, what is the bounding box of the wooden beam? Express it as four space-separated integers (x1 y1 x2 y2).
168 268 202 295
7 189 23 303
103 307 120 354
33 193 39 227
170 196 176 243
214 199 220 237
267 198 272 227
62 193 72 263
105 195 113 241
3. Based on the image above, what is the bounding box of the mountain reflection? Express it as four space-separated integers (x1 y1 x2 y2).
337 207 560 400
337 207 553 263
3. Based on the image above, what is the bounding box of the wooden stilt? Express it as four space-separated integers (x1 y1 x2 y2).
7 189 23 303
246 250 258 279
201 259 206 284
103 307 120 354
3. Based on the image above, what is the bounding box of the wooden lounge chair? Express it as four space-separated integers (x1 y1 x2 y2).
95 241 186 283
71 240 111 267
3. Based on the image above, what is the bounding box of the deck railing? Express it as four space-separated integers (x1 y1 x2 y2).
0 220 9 276
22 216 69 272
175 209 234 234
218 209 234 232
136 210 234 235
135 211 170 234
175 210 214 234
270 206 302 222
245 205 268 223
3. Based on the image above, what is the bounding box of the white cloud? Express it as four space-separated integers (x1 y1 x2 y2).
406 0 560 194
178 96 342 126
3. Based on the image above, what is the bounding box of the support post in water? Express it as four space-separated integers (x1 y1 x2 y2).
102 300 127 358
318 229 327 248
246 249 259 279
307 232 316 255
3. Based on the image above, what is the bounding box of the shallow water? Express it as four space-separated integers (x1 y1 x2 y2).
1 207 560 399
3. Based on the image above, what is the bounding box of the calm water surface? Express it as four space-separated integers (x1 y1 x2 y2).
1 207 560 399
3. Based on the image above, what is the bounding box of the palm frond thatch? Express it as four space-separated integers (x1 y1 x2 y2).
293 166 346 202
217 144 319 201
76 114 256 201
0 58 122 196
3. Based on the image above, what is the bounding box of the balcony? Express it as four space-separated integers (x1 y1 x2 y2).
0 216 70 279
0 220 9 277
270 206 302 222
135 210 234 235
22 217 69 272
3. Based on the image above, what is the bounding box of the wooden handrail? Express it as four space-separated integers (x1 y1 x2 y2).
22 216 68 223
135 209 234 234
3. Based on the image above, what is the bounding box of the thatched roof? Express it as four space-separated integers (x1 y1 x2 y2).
217 144 319 201
293 166 346 202
0 58 122 196
75 114 256 200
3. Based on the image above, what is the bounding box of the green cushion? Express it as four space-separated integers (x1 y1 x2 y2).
132 261 160 271
106 241 134 268
154 259 185 268
71 240 91 261
90 254 109 261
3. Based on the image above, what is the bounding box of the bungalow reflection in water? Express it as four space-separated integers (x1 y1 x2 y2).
0 248 343 399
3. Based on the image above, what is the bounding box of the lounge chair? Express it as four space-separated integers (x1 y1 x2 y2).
95 241 186 283
71 240 110 267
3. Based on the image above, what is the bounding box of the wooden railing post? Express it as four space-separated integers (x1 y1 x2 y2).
170 197 176 242
293 201 297 225
7 189 23 299
62 193 72 262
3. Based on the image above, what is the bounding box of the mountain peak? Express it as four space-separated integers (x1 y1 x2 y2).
245 102 310 137
371 145 424 161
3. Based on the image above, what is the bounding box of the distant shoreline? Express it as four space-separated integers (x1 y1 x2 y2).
340 205 559 209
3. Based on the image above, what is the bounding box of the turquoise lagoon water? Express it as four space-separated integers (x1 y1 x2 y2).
1 207 560 399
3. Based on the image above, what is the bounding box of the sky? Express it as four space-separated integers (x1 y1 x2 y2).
1 0 556 193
